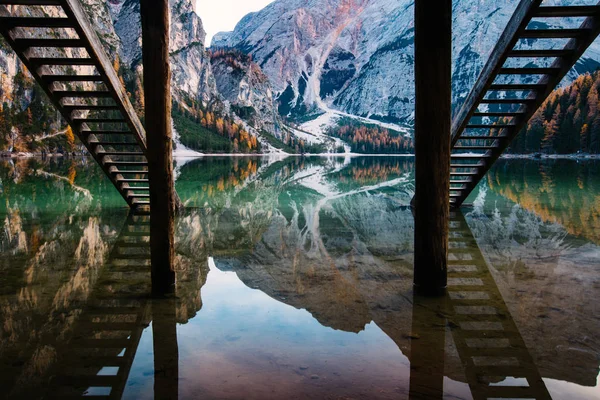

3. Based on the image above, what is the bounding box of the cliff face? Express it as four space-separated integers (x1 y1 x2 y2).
214 0 600 124
210 49 283 136
0 0 283 154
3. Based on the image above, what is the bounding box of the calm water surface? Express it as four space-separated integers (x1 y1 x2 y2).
0 156 598 399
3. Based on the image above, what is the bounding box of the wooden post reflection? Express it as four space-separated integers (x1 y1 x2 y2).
152 298 179 400
409 295 448 400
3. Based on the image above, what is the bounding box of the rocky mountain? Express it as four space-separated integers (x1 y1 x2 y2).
0 0 288 155
213 0 600 125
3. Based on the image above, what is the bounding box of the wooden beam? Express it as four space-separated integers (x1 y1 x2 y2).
412 0 451 296
140 0 176 296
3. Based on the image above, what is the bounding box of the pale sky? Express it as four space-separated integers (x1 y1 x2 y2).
196 0 274 46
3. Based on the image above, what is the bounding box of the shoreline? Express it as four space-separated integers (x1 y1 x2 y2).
2 152 600 160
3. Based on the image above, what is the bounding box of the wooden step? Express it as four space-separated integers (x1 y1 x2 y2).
118 179 149 183
63 105 119 112
59 355 129 368
450 172 480 177
86 306 141 315
99 151 144 156
450 179 473 184
116 241 150 248
451 163 484 168
466 124 515 129
125 187 150 191
457 135 506 140
104 161 148 166
29 57 96 66
0 0 62 5
14 38 85 49
452 154 492 159
43 74 104 83
78 322 140 332
488 83 546 90
52 375 120 387
454 145 498 150
73 118 126 124
71 338 131 349
54 90 112 98
483 386 542 399
0 16 74 28
480 98 535 104
534 6 600 18
81 130 131 135
472 112 524 117
90 141 138 146
499 67 561 75
520 28 592 38
507 49 571 58
110 170 148 175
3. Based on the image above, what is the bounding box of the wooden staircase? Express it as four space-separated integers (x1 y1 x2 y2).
446 211 551 400
450 0 600 207
0 0 153 208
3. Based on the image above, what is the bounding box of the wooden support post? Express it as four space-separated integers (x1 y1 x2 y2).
140 0 176 295
413 0 451 295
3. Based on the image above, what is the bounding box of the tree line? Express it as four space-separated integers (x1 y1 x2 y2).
509 70 600 154
326 118 414 154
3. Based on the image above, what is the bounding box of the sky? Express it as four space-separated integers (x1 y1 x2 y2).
196 0 274 46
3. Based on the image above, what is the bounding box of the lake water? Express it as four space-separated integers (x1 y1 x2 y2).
0 156 598 399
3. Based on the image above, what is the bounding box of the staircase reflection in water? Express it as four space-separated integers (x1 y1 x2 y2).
47 212 178 399
409 211 551 399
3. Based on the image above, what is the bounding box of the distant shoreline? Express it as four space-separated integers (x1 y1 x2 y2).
2 152 599 160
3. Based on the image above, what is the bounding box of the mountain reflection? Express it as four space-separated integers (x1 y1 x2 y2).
0 157 598 399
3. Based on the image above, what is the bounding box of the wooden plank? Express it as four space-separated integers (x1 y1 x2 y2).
13 38 85 48
508 49 571 57
41 74 104 83
488 83 546 90
0 16 73 28
28 57 95 66
499 67 561 74
466 124 516 128
457 135 507 140
0 0 61 4
97 151 145 156
454 145 498 150
480 98 535 104
520 28 591 38
473 112 523 117
53 90 112 98
73 118 126 123
534 6 600 18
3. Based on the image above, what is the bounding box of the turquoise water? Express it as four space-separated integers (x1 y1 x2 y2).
0 156 598 399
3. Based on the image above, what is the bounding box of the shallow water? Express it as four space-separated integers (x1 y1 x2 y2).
0 156 598 399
